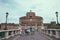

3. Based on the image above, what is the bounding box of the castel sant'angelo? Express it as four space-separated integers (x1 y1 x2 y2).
19 10 44 31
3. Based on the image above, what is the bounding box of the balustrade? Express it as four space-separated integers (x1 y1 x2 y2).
42 29 60 38
0 29 20 40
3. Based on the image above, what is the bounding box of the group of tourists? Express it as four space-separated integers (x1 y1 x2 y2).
19 27 35 36
24 28 35 35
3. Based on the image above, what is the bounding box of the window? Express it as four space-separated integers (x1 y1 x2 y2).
30 16 32 19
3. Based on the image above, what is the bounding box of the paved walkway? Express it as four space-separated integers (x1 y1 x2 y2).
8 31 55 40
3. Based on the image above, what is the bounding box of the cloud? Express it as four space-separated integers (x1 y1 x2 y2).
0 0 60 23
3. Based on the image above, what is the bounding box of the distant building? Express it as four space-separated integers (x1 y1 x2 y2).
19 10 43 30
0 23 19 30
47 21 60 29
43 23 50 29
44 21 57 29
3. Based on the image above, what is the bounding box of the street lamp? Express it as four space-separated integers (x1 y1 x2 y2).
55 11 59 25
4 12 9 30
30 16 32 27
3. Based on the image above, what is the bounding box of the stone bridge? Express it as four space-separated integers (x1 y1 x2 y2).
0 29 60 40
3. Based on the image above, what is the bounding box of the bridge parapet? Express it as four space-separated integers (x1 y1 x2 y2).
0 29 20 40
41 29 60 38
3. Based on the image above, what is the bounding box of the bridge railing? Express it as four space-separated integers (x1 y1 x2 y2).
41 29 60 38
0 29 20 40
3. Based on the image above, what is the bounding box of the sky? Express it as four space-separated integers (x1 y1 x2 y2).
0 0 60 24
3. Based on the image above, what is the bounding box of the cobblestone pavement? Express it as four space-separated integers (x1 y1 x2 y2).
9 31 55 40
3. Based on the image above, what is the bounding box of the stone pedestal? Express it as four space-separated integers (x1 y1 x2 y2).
5 31 9 39
17 30 20 35
50 31 53 36
46 30 48 34
11 31 14 36
56 31 60 38
15 31 17 35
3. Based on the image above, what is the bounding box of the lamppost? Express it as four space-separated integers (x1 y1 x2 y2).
29 16 32 32
4 12 9 30
55 11 59 25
